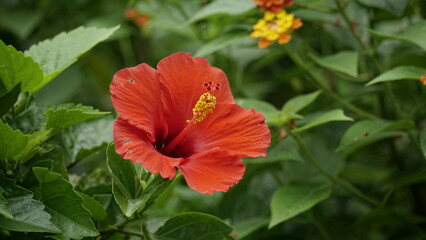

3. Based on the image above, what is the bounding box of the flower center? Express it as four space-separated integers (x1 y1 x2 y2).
189 92 217 124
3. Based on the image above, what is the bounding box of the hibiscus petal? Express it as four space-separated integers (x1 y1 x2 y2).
110 63 165 142
157 52 234 140
178 150 245 194
113 117 182 179
174 103 271 158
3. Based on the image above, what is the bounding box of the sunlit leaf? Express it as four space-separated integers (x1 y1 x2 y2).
195 34 248 57
0 120 28 159
187 0 255 23
292 109 353 133
0 40 43 94
311 51 359 78
269 183 332 228
32 167 99 239
45 104 110 135
0 177 59 233
369 20 426 51
25 25 120 92
154 212 233 240
336 120 414 153
366 66 426 86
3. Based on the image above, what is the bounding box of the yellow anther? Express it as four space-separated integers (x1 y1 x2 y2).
189 92 216 124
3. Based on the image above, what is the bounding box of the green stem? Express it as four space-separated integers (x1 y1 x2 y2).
284 46 379 120
288 129 379 206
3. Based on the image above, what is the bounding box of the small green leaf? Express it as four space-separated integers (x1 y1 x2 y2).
358 0 408 17
336 120 414 153
311 51 359 78
281 90 322 121
62 118 113 164
0 177 60 233
78 192 107 221
154 212 233 240
0 40 43 94
45 104 110 135
269 183 332 228
421 129 426 160
0 120 28 159
244 137 303 164
236 98 279 124
369 20 426 51
187 0 255 23
0 187 12 219
292 109 353 133
25 25 120 92
0 83 20 117
366 66 426 86
32 167 99 239
195 34 248 57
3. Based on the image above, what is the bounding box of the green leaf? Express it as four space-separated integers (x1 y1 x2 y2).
187 0 256 23
366 66 426 86
32 167 99 239
292 109 353 133
244 137 303 164
15 130 50 163
0 9 43 39
154 212 233 240
236 98 279 124
0 83 20 117
292 9 337 23
0 39 43 94
421 129 426 160
45 104 110 135
0 187 12 219
269 183 332 228
294 0 336 11
62 118 114 164
281 90 322 121
233 217 268 239
336 119 414 153
25 25 120 92
195 33 248 57
369 20 426 51
311 51 359 78
78 192 107 221
0 120 28 159
358 0 408 17
0 177 60 233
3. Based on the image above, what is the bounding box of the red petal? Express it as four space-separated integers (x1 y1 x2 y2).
178 150 245 194
110 63 165 142
113 117 182 179
174 103 271 158
157 52 234 140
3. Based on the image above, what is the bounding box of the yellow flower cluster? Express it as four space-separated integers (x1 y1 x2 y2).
250 10 302 48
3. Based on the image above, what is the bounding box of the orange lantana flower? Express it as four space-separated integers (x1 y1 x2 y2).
251 10 302 48
111 53 271 194
420 75 426 85
253 0 294 12
124 8 150 26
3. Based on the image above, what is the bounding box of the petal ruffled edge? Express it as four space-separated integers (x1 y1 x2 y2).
113 117 182 179
178 149 245 194
110 63 165 142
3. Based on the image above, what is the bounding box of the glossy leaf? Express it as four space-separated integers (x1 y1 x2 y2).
336 120 414 153
45 104 110 135
0 187 12 219
62 118 114 163
25 25 120 92
154 212 233 240
369 20 426 51
269 183 332 228
0 40 43 94
188 0 255 23
366 66 426 86
0 177 59 233
0 120 28 159
311 51 359 78
292 109 353 133
195 34 248 57
32 167 99 239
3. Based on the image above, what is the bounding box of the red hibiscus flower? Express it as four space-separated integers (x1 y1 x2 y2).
110 52 271 194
